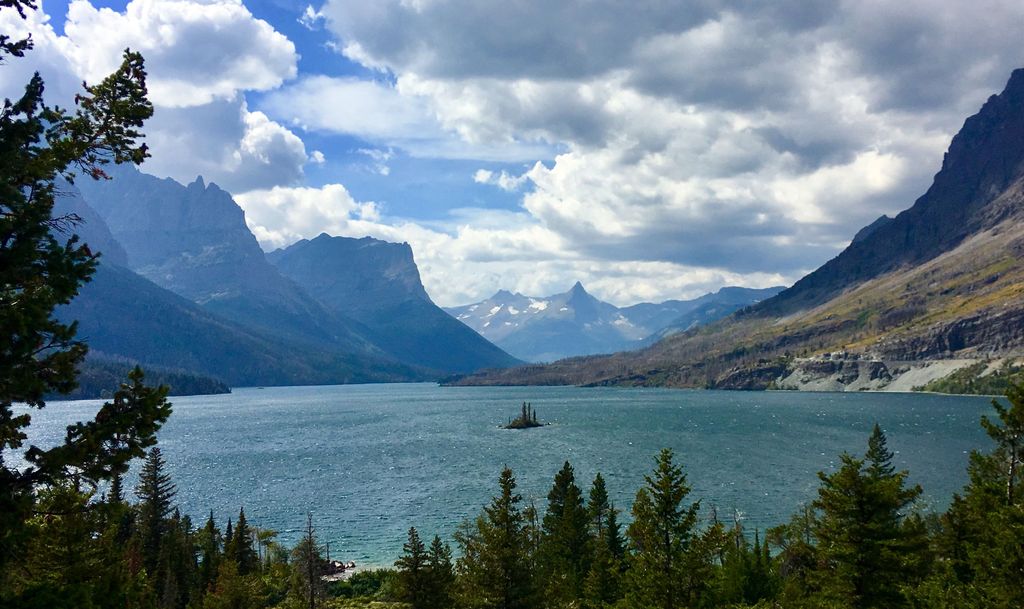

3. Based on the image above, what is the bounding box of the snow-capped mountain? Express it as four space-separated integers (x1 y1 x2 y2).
445 282 784 362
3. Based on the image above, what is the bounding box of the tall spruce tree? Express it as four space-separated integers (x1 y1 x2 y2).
455 466 535 609
229 508 258 575
624 448 701 609
540 461 591 606
812 425 926 609
197 511 222 595
583 473 623 608
396 527 430 608
426 535 455 609
136 447 176 575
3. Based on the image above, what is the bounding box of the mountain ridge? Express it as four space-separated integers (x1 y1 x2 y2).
445 283 783 362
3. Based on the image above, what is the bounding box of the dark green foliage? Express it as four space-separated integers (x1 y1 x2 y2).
540 461 591 606
933 384 1024 608
426 535 455 609
136 447 177 575
197 511 222 595
228 508 258 575
395 526 430 608
57 356 230 400
811 424 927 609
624 448 702 609
455 466 535 609
0 2 158 593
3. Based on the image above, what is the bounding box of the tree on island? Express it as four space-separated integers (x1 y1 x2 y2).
505 402 544 429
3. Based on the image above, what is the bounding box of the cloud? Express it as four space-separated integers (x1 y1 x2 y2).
1 0 311 193
473 168 530 192
313 0 1024 286
259 74 555 161
61 0 297 108
298 4 324 30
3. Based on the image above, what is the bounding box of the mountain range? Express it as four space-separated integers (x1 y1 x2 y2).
445 283 782 362
55 166 518 396
450 68 1024 391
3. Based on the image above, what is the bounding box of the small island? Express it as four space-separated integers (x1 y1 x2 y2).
504 401 546 429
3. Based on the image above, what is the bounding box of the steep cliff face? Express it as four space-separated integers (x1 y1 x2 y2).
759 68 1024 316
270 234 520 374
51 179 128 267
75 166 376 352
451 68 1024 389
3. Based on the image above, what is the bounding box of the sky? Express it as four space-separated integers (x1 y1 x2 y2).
3 0 1024 307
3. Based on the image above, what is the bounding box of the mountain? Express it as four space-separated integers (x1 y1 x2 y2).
268 234 519 373
59 263 422 388
450 68 1024 390
632 286 786 340
74 165 375 353
445 282 783 362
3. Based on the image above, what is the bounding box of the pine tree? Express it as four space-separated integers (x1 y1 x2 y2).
136 447 176 575
540 461 591 606
229 508 258 575
396 527 430 608
812 425 926 609
197 511 222 595
582 473 623 608
937 384 1024 607
624 448 701 609
426 535 454 609
455 466 535 609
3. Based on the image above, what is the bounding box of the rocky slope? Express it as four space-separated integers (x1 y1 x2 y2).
451 68 1024 390
446 283 781 362
268 234 519 373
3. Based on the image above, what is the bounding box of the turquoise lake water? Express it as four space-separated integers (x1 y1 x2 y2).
23 383 996 565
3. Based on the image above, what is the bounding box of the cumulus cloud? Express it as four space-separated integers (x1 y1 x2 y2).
61 0 297 108
1 0 311 193
312 0 1024 289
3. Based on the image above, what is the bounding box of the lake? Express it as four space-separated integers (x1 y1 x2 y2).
22 383 995 566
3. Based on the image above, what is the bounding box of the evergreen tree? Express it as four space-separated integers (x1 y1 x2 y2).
197 511 222 595
624 448 701 609
937 384 1024 607
455 466 535 609
229 508 258 575
396 526 430 608
582 473 623 608
426 535 455 609
0 1 154 582
540 461 591 606
812 425 926 609
136 447 176 575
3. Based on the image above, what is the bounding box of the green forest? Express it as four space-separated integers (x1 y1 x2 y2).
2 2 1023 608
